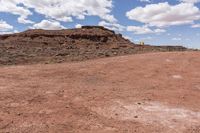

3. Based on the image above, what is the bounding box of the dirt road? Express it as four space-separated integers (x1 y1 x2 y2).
0 52 200 133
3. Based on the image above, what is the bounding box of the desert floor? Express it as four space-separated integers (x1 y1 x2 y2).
0 52 200 133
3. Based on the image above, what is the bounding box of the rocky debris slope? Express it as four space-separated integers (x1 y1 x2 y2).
0 26 188 65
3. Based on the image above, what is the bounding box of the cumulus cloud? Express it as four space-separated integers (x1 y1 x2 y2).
154 28 166 33
0 0 116 24
191 23 200 28
126 2 200 27
172 37 182 41
123 35 132 41
139 0 151 3
0 20 13 32
75 24 83 28
31 20 66 30
18 16 34 24
98 21 125 31
0 30 18 35
0 20 18 34
127 25 166 34
0 0 34 24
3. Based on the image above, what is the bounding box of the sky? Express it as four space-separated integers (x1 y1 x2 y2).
0 0 200 48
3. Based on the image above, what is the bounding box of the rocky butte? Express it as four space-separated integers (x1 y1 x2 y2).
0 26 188 65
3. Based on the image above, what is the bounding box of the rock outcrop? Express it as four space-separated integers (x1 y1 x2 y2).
0 26 188 65
0 26 132 47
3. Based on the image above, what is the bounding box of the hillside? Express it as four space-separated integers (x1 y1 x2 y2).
0 26 188 65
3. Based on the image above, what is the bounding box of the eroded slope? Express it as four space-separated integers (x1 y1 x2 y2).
0 26 187 65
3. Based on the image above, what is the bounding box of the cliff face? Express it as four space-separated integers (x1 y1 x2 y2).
0 26 187 65
0 26 132 47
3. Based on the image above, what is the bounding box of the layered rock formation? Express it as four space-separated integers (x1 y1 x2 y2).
0 26 187 65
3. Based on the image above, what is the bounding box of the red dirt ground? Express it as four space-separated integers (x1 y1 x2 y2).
0 51 200 133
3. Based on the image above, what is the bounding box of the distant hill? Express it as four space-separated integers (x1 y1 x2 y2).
0 26 188 65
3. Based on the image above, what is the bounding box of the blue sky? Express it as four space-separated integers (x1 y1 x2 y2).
0 0 200 48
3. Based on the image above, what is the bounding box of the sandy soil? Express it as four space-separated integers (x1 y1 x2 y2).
0 51 200 133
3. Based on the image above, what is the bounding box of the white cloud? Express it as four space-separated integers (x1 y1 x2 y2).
154 28 166 33
18 16 34 24
75 24 82 28
191 23 200 28
172 37 182 41
98 21 125 31
127 25 166 34
139 0 151 3
0 20 13 32
126 2 200 27
0 31 13 35
127 25 152 34
123 35 133 41
0 30 18 35
31 20 66 30
0 0 116 24
0 0 34 24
